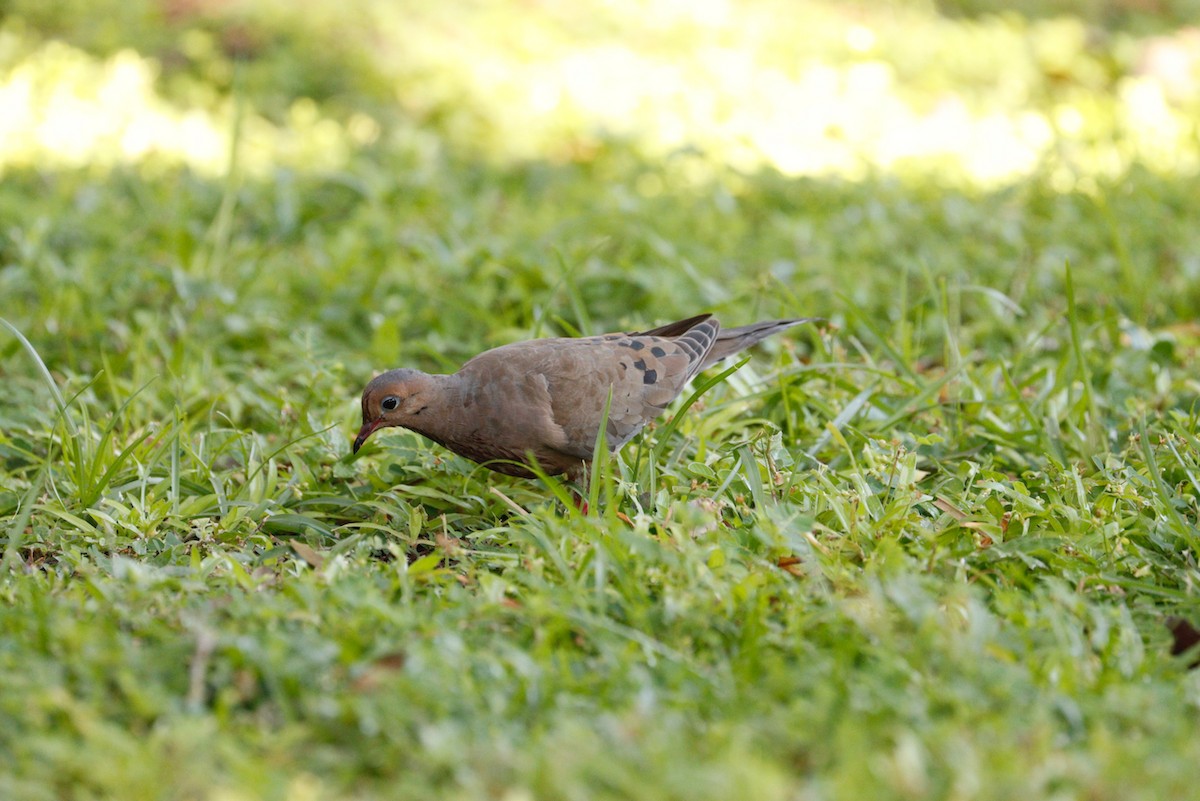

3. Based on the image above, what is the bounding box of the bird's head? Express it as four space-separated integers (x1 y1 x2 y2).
353 368 436 453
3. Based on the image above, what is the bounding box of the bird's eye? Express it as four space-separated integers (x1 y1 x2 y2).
381 396 400 412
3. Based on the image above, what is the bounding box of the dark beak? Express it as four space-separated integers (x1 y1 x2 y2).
353 419 383 453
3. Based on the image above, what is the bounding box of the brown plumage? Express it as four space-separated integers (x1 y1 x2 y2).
354 314 816 480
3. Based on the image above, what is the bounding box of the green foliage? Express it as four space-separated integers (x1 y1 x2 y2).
3 1 1200 799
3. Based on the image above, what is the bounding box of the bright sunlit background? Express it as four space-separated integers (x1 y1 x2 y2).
1 0 1197 189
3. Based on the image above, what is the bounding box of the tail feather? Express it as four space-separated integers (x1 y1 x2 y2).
698 318 819 371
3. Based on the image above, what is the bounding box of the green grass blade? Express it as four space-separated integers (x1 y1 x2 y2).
0 318 74 438
587 385 615 515
3 468 45 572
1064 260 1101 451
650 357 749 467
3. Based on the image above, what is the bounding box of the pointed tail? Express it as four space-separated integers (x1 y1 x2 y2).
699 318 820 371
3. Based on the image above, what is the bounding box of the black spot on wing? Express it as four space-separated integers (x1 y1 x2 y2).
643 369 657 385
651 346 666 357
633 358 646 370
629 340 645 350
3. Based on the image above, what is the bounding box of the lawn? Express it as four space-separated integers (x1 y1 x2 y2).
3 1 1200 799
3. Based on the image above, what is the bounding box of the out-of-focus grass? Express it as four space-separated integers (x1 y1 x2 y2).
3 1 1200 800
2 0 1198 184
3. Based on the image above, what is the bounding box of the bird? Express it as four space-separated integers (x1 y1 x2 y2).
353 313 817 481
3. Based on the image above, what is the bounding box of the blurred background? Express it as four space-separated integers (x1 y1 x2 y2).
2 0 1197 190
3 0 1200 414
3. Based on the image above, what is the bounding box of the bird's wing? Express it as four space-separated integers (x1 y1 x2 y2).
460 316 722 460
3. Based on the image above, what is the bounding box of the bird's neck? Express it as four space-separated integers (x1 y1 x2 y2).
404 373 467 444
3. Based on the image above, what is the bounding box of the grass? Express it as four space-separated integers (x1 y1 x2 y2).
3 1 1200 799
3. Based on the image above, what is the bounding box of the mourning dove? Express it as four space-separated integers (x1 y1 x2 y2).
354 314 816 480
